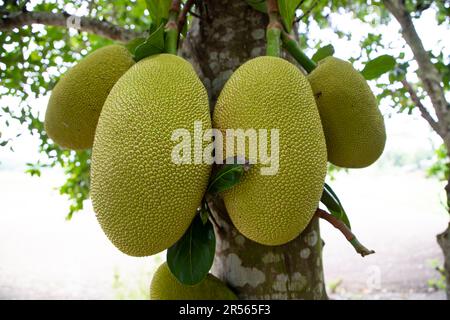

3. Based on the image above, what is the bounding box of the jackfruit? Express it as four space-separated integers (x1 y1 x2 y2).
91 54 211 257
307 57 386 168
213 56 327 246
45 45 135 150
150 263 237 300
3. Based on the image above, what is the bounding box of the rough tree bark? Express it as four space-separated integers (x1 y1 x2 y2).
0 10 141 42
437 223 450 298
181 0 327 300
383 0 449 138
383 0 450 299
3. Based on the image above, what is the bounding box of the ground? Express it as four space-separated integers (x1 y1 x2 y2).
0 166 447 300
322 169 447 300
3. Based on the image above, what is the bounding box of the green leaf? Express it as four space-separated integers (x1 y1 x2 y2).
145 0 172 27
207 163 248 194
134 24 165 61
361 54 397 80
278 0 302 32
167 214 216 285
126 37 147 55
25 168 41 177
312 44 335 62
321 183 351 229
246 0 267 13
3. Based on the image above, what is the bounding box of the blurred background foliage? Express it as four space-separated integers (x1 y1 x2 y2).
0 0 448 218
1 0 149 218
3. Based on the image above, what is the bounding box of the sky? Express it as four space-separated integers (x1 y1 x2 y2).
0 5 448 171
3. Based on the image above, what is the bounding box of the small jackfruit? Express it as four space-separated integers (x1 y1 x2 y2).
45 45 135 150
91 54 211 257
150 263 237 300
307 57 386 168
213 56 327 246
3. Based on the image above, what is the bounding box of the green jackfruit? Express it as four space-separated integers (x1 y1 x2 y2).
150 263 237 300
45 45 135 150
91 54 211 257
307 57 386 168
213 56 327 246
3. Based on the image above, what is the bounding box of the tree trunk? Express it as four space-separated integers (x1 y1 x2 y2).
437 223 450 299
437 174 450 299
384 0 450 299
181 0 327 300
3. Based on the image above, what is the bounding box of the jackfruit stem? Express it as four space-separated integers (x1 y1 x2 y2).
266 23 282 57
316 209 375 257
165 0 181 55
266 0 282 57
281 30 317 73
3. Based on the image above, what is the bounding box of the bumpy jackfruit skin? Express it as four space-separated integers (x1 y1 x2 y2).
45 45 135 150
307 57 386 168
213 56 327 246
150 263 237 300
91 54 211 257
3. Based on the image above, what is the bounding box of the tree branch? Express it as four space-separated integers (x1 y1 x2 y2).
315 209 375 257
383 0 449 141
401 78 442 136
178 0 195 32
0 10 143 42
295 0 318 23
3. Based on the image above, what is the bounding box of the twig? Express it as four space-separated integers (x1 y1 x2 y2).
383 0 448 136
294 0 307 11
189 10 201 19
401 78 443 137
315 209 375 257
295 0 318 23
177 0 195 32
